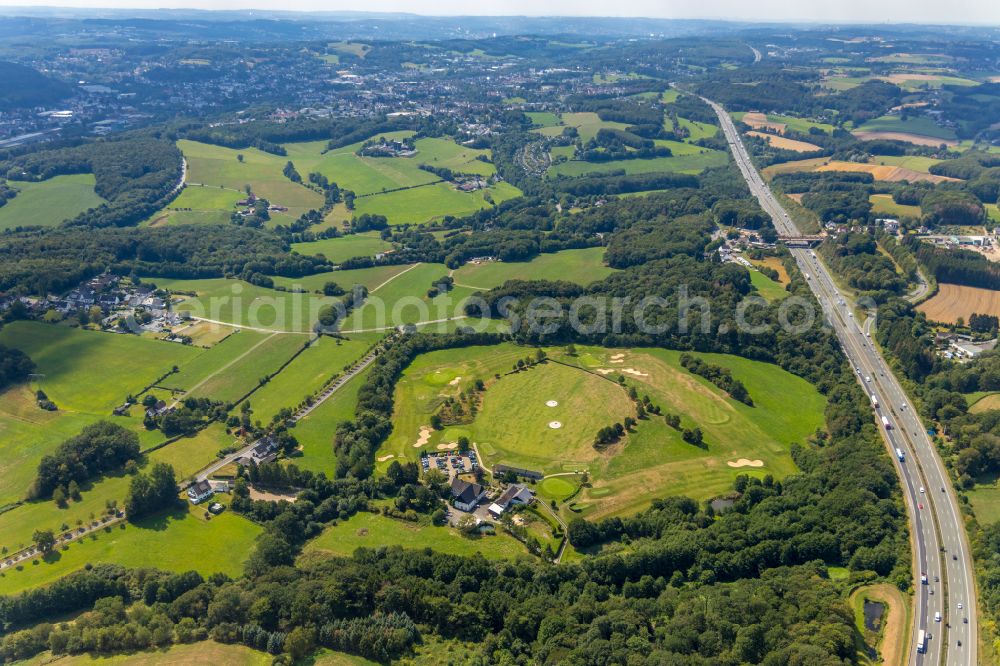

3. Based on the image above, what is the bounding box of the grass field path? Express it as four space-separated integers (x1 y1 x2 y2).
172 332 281 406
189 316 313 335
369 261 421 293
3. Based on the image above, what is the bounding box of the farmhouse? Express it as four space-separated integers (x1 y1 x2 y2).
187 479 214 504
450 478 487 512
487 484 534 518
145 400 171 419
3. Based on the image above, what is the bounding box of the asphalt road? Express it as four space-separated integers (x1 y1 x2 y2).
707 97 977 666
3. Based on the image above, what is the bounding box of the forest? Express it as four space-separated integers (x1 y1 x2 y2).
0 135 182 228
0 225 332 295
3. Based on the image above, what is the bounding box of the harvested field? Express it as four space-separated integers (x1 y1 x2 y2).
751 256 790 284
852 130 958 147
741 112 786 133
918 283 1000 324
747 131 821 152
815 160 958 183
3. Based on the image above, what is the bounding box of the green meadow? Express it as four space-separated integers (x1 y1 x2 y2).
0 503 260 596
451 247 617 289
245 334 370 423
869 155 942 173
289 367 371 476
338 263 462 331
291 232 394 263
0 322 204 506
0 174 104 230
352 181 521 226
281 132 434 196
301 510 527 561
674 117 720 142
0 387 145 508
158 264 464 335
147 184 241 226
532 111 631 142
870 194 922 218
167 331 310 404
178 139 324 221
0 321 200 414
526 111 561 128
854 115 957 141
0 423 237 572
748 269 790 302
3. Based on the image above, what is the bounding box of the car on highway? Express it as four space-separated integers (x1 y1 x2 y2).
918 503 923 509
920 486 925 494
958 602 964 609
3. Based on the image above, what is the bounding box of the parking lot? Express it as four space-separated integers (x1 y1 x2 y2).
422 449 479 480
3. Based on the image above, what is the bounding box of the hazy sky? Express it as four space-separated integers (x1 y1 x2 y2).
0 0 997 24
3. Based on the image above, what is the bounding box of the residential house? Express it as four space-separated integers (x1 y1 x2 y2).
187 479 214 504
450 478 487 512
249 438 279 465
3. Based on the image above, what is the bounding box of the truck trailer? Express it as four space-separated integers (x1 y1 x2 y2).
871 394 879 408
882 415 893 430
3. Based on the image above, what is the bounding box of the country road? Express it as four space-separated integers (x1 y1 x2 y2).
192 345 383 483
707 95 977 666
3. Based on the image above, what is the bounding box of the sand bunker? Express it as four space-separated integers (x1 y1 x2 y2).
621 368 648 377
596 368 614 375
449 376 462 385
437 441 458 450
727 458 764 468
549 421 563 429
413 426 432 448
610 353 625 363
377 454 395 462
546 400 559 407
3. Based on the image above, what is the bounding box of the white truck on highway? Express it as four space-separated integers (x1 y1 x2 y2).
895 447 904 461
871 394 879 408
883 416 893 431
916 629 927 654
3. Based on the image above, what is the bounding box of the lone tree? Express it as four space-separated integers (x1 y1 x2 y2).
32 529 56 554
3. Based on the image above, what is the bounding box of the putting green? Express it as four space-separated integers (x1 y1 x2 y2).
539 476 577 500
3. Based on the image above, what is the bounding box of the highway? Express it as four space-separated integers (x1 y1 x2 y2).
706 97 978 666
